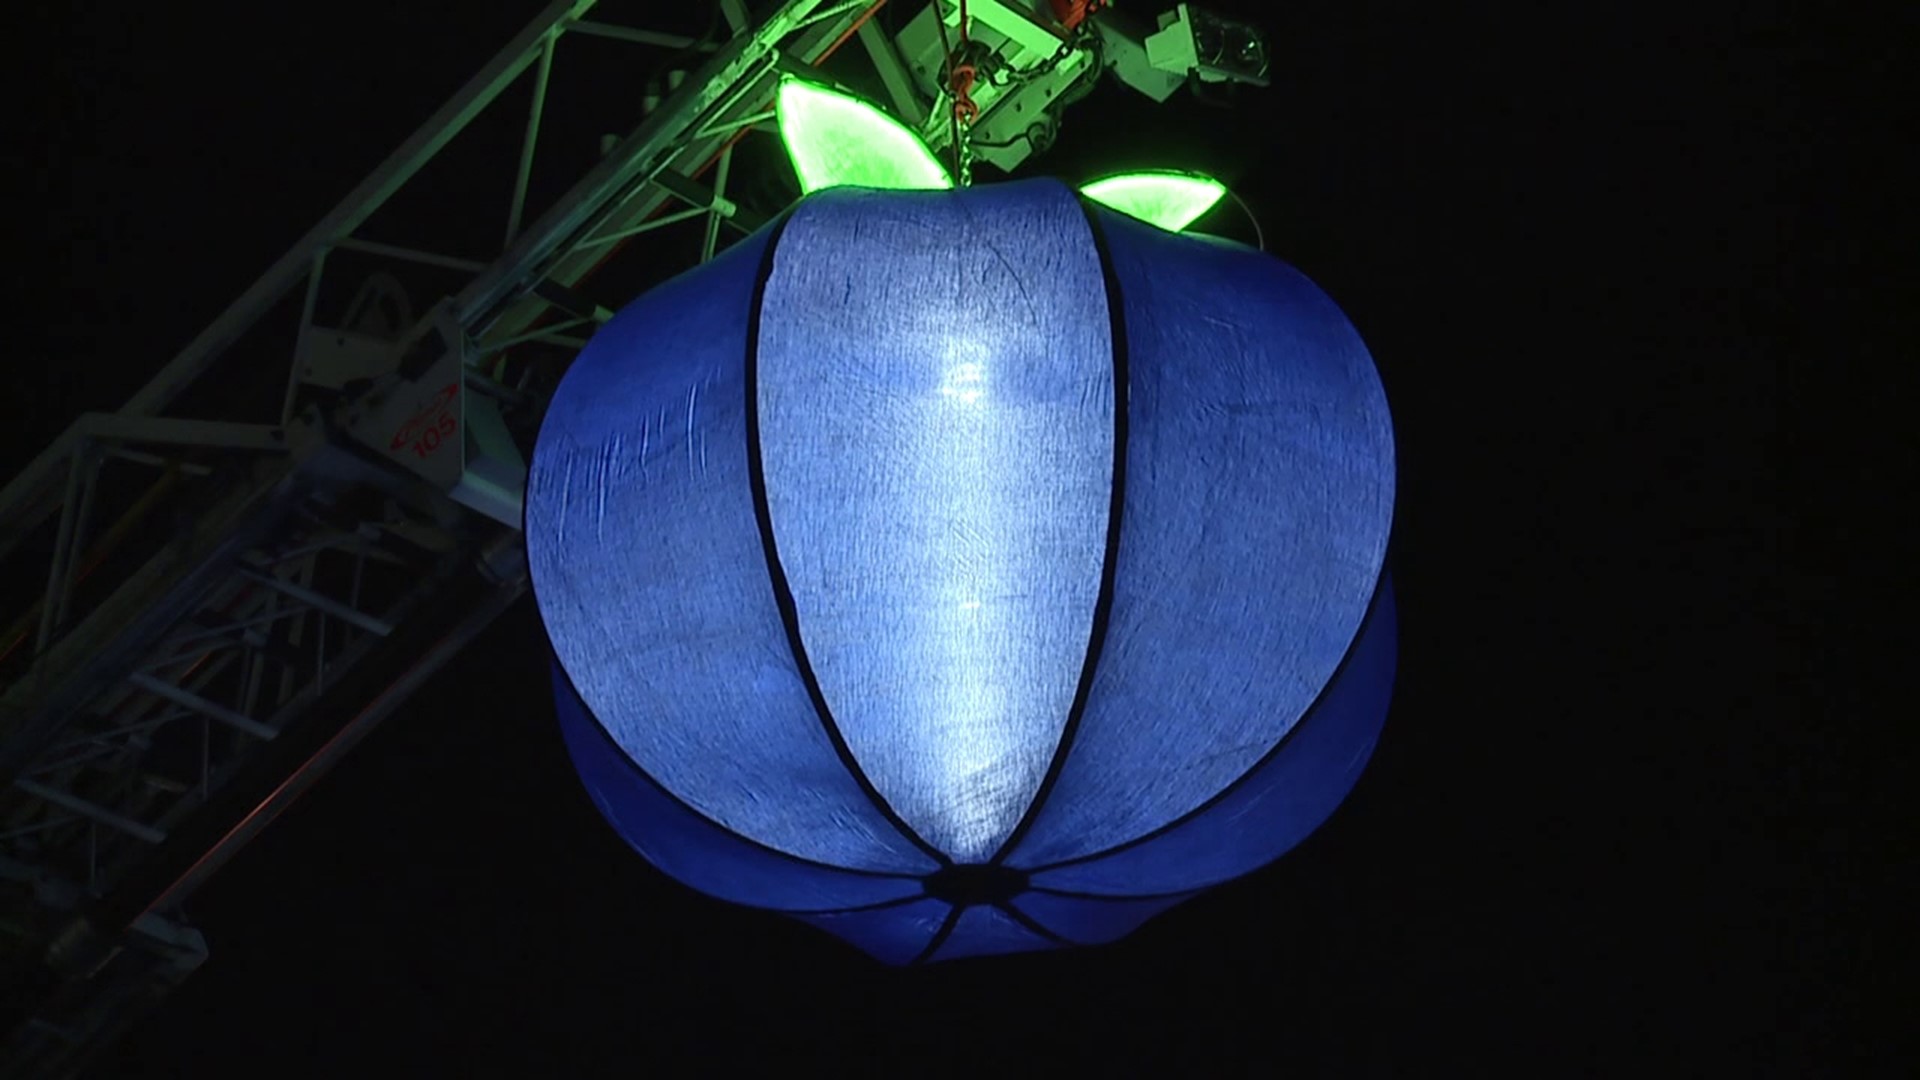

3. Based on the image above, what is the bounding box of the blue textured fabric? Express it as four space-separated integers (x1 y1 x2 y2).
927 904 1058 962
1011 889 1197 945
1030 580 1396 895
527 221 936 875
1003 208 1396 869
529 177 1397 965
794 899 955 966
756 183 1114 862
553 666 927 912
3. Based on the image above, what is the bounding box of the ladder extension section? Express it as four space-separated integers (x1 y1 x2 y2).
0 3 885 1074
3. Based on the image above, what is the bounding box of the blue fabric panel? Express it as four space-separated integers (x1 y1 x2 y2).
527 221 935 874
927 904 1059 963
1006 211 1396 868
553 666 928 912
1029 581 1396 895
795 898 953 967
755 179 1114 862
1010 889 1197 946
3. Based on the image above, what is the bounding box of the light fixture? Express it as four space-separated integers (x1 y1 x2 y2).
1079 171 1228 231
775 78 952 195
527 177 1395 963
525 75 1394 965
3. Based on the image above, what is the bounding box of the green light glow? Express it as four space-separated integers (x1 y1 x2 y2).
776 78 952 195
1080 172 1229 232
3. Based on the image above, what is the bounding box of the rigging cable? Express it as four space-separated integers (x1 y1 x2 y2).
1226 187 1266 251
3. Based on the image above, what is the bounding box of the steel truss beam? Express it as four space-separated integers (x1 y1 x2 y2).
0 2 886 1073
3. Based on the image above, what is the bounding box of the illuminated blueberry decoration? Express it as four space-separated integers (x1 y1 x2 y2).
526 81 1395 964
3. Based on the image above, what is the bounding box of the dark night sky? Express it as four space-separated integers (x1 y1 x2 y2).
13 0 1884 1074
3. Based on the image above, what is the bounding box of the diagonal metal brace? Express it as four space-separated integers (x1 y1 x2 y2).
125 673 277 742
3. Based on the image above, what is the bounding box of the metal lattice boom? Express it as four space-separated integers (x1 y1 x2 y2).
0 3 888 1073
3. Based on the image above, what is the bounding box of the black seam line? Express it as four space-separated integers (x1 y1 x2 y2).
993 900 1076 946
1027 885 1203 903
909 905 964 966
1019 568 1393 875
521 227 928 888
785 894 931 918
549 647 926 883
743 201 951 868
986 191 1132 866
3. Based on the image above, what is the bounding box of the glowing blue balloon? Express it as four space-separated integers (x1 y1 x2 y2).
527 177 1395 964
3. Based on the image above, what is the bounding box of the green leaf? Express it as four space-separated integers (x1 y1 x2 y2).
776 78 952 194
1080 171 1229 232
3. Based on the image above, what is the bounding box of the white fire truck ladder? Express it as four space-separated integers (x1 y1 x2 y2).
0 3 889 1072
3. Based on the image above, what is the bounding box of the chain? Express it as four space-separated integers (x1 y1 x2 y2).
941 3 1100 181
987 26 1094 89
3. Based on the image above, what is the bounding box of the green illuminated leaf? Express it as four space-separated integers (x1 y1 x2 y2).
1080 171 1229 232
777 78 952 194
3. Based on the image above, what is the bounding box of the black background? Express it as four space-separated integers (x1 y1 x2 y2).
13 0 1883 1074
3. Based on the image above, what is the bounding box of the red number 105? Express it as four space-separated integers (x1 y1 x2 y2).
414 412 456 457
